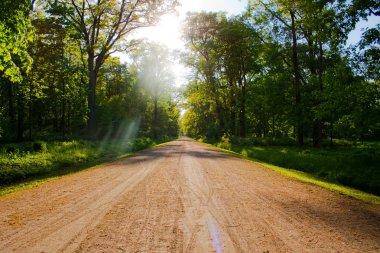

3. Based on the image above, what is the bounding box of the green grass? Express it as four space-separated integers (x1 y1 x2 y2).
201 139 380 204
0 137 174 196
258 162 380 205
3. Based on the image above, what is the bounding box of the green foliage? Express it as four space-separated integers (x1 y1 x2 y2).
357 24 380 81
232 136 297 147
182 13 263 139
0 0 33 83
216 133 232 150
0 25 180 142
181 81 221 139
134 43 179 138
47 0 179 138
348 0 380 23
182 3 380 145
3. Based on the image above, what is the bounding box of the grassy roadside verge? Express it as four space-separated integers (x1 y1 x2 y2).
0 137 175 197
199 141 380 205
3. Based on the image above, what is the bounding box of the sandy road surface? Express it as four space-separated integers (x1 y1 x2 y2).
0 138 379 253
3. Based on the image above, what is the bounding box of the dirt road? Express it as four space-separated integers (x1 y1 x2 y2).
0 138 379 253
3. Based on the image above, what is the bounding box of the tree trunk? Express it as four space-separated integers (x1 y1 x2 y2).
8 81 15 140
239 80 246 137
88 54 97 140
153 96 158 138
61 78 66 139
53 106 59 132
306 35 322 147
67 101 72 136
290 10 303 146
17 91 25 141
229 80 237 136
29 81 33 140
313 122 323 147
330 121 333 147
312 41 324 147
215 101 225 138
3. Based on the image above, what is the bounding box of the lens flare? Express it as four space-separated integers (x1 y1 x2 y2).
97 117 141 153
208 219 222 253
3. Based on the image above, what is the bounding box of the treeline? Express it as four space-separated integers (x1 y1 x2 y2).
0 0 179 142
181 0 380 147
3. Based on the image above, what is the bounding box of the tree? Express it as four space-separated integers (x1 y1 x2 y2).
218 17 261 137
181 80 221 139
348 0 380 23
49 0 178 138
182 12 229 137
0 0 34 141
137 43 175 138
356 25 380 81
28 14 87 139
0 0 33 83
247 0 357 146
248 0 305 145
182 13 262 139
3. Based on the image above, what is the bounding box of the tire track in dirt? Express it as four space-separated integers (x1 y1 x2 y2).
190 141 380 252
0 147 169 253
75 142 186 252
0 138 379 252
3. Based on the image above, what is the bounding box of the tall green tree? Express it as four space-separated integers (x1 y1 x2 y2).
0 0 34 140
28 14 87 139
183 12 229 137
137 43 176 138
248 0 306 145
247 0 356 146
218 17 261 137
182 13 262 139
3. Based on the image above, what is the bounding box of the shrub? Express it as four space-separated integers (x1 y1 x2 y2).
32 141 47 152
132 137 153 151
6 146 17 154
217 133 231 150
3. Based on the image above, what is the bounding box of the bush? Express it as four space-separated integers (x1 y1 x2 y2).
230 136 296 146
33 141 47 152
217 133 232 150
197 135 207 143
6 146 17 154
132 137 153 151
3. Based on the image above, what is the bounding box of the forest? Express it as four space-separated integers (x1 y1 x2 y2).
0 0 180 142
181 1 380 147
0 0 380 195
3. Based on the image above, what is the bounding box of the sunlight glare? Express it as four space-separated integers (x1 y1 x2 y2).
140 14 184 50
116 1 248 87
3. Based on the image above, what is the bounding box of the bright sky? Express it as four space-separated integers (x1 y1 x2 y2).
136 0 247 50
347 15 380 45
117 0 247 87
116 0 379 87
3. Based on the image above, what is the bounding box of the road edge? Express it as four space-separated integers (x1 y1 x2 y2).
195 139 380 205
0 139 177 198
